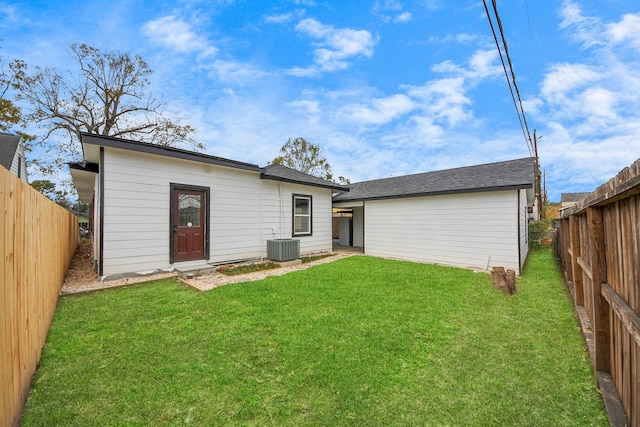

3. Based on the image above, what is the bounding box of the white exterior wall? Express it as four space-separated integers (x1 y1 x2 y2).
101 148 263 276
8 141 28 181
518 189 529 272
364 190 523 274
352 206 364 247
92 173 100 267
260 180 333 256
97 147 333 277
338 218 350 246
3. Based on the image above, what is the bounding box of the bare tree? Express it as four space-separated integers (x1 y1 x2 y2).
19 43 199 170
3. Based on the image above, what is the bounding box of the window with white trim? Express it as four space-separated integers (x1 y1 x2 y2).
293 194 312 236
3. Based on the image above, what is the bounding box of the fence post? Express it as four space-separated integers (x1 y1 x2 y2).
569 215 584 307
587 206 610 373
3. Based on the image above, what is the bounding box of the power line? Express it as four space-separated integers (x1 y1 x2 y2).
482 0 534 156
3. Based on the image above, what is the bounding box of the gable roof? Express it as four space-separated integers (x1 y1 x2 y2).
80 133 264 173
261 164 348 191
0 133 21 170
75 133 348 192
333 157 536 202
561 192 589 203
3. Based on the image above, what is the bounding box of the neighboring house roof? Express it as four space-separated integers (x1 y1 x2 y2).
560 192 589 203
261 164 348 191
0 132 21 170
334 157 536 202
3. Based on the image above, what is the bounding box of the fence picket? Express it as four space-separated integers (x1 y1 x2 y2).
558 159 640 426
0 167 78 427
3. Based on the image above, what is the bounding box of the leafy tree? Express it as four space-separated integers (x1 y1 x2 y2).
337 176 350 185
272 137 334 181
0 44 26 131
30 179 73 209
18 43 199 172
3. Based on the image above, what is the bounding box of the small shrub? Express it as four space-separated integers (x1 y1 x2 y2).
301 253 335 264
529 219 553 247
218 262 280 276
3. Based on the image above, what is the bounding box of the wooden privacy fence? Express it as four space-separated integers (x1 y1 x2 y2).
557 158 640 427
1 166 78 427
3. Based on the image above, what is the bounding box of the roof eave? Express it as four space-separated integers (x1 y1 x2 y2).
80 133 263 173
260 173 349 192
334 183 533 202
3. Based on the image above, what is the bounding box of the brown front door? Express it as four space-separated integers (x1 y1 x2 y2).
171 186 207 263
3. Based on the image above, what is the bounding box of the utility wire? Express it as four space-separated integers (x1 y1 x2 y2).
482 0 534 156
491 0 534 153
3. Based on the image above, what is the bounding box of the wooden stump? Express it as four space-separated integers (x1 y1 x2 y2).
491 267 516 295
506 269 516 295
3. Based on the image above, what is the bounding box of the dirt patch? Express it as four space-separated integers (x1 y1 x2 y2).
63 242 98 289
62 242 356 294
61 241 176 294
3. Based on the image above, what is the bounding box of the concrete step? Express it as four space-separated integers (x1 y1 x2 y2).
175 265 217 278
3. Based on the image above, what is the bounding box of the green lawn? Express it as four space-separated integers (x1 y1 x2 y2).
21 248 608 426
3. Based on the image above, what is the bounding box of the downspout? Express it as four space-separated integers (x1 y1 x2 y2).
279 183 284 239
362 200 366 253
517 189 522 274
99 147 105 278
259 179 264 261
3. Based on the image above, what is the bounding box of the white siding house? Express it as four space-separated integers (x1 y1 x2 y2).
70 134 344 279
333 158 537 275
0 133 28 182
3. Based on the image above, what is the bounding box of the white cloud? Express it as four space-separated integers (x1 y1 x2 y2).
407 77 471 127
338 94 414 125
466 49 500 79
205 59 270 84
534 2 640 199
558 0 604 48
142 15 217 56
431 49 500 81
292 18 377 74
0 3 19 25
428 33 478 45
285 66 320 77
287 99 321 116
265 9 306 24
394 12 411 23
540 63 599 104
607 13 640 50
372 1 412 23
580 88 616 119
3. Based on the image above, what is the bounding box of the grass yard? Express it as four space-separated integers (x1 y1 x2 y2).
21 248 608 426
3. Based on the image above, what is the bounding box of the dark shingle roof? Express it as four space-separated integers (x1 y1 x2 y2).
561 192 589 203
78 133 348 191
0 133 21 170
261 164 348 191
333 157 535 202
81 133 263 173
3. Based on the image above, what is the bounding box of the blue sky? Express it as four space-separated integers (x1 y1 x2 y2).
1 0 639 201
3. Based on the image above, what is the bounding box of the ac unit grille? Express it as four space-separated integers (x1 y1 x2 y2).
267 239 300 261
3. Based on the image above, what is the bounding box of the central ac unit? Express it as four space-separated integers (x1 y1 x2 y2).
267 239 300 261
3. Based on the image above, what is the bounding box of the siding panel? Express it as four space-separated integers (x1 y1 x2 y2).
364 190 522 273
98 147 334 277
260 181 333 256
101 148 263 276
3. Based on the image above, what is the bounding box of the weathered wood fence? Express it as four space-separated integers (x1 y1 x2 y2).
557 158 640 427
1 166 78 427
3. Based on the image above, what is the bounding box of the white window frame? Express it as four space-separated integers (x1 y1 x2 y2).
292 194 312 236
